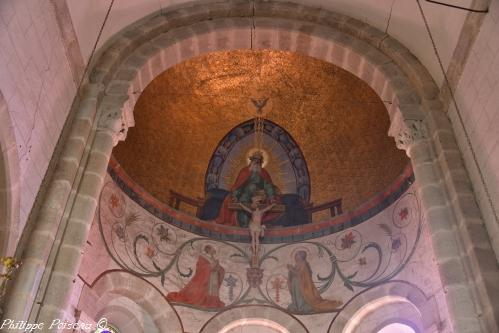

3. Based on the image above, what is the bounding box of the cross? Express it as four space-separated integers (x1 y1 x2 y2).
228 202 284 267
224 274 237 301
270 276 286 303
228 202 285 213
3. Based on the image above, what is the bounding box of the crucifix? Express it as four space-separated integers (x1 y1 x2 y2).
229 192 284 267
229 96 286 268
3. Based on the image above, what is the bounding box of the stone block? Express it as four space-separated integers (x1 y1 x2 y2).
344 17 369 39
410 141 435 165
436 149 465 176
78 170 104 201
68 195 97 227
41 271 74 308
451 188 480 215
114 67 138 82
438 257 469 285
51 244 83 281
431 229 460 260
445 284 479 317
140 15 169 37
414 161 439 186
380 35 409 56
420 183 448 208
152 33 177 49
137 42 160 59
432 130 459 156
105 80 130 96
25 230 56 261
52 157 79 184
122 53 148 70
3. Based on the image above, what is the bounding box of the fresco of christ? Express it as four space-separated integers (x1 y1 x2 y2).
215 151 283 227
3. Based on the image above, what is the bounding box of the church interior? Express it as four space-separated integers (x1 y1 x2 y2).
0 0 499 332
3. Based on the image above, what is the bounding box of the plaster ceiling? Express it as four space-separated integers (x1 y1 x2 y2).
112 50 409 214
67 0 473 86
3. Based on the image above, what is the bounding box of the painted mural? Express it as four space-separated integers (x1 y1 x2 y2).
98 178 422 315
198 119 312 227
91 115 440 331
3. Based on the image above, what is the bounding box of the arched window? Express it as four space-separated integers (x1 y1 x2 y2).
377 323 416 333
218 318 289 333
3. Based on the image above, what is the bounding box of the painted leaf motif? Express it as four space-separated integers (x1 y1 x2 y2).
341 232 356 249
378 223 392 236
344 281 354 291
399 207 409 220
125 212 140 226
392 238 402 251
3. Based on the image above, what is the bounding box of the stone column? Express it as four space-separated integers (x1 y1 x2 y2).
33 94 132 327
3 84 103 321
392 118 484 332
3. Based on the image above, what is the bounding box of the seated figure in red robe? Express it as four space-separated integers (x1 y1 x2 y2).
216 151 281 227
166 245 225 308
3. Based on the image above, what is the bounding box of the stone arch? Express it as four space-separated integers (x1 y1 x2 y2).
79 270 183 333
329 281 440 333
199 305 308 333
96 12 432 131
0 90 20 256
9 2 498 333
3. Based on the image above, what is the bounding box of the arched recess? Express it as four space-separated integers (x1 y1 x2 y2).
78 271 183 333
96 296 159 333
8 2 498 333
199 305 308 333
329 281 440 333
0 90 20 257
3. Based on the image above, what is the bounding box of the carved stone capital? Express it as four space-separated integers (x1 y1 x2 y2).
97 93 135 146
394 119 427 153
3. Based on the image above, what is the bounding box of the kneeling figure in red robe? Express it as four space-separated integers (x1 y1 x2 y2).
166 245 225 308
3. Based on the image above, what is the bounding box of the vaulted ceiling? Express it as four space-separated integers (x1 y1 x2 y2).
112 50 408 213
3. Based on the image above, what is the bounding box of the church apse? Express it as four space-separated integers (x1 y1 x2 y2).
76 50 450 332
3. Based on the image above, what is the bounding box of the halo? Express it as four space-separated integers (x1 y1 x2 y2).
290 246 311 260
246 147 270 168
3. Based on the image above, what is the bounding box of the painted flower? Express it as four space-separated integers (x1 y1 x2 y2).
399 207 409 220
391 238 402 251
109 194 120 209
341 232 356 249
145 246 156 258
114 225 126 241
224 274 237 288
156 225 171 243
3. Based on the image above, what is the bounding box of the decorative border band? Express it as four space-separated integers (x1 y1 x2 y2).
108 156 414 244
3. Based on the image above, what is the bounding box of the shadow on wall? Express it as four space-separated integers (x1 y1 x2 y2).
0 90 20 258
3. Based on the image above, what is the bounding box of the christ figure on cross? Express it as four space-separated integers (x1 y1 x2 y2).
238 193 276 258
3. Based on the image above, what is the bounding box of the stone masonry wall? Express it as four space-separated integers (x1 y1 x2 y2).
449 0 499 260
0 0 80 251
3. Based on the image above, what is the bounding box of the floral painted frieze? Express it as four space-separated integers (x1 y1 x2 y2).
99 180 421 315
